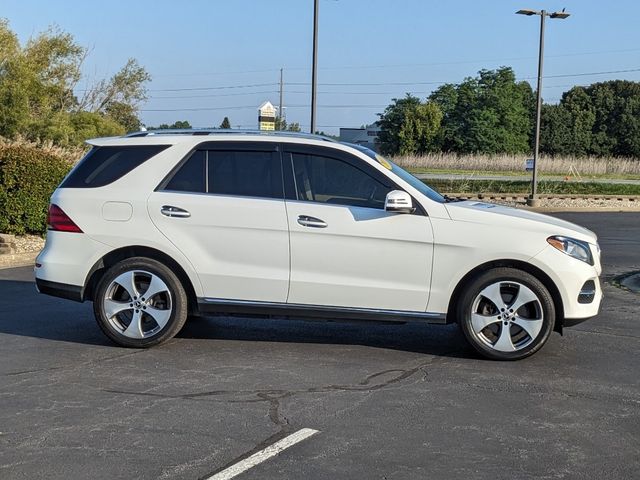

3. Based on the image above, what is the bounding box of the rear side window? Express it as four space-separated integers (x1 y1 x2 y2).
208 151 282 198
163 149 283 199
61 145 169 188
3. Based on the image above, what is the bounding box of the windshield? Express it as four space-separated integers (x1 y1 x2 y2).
347 144 446 203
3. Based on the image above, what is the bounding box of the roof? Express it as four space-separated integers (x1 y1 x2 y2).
86 129 340 147
124 129 336 142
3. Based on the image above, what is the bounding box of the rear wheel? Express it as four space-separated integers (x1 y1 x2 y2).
93 257 188 347
457 268 555 360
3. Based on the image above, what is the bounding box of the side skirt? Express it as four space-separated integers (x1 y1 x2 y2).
197 298 447 324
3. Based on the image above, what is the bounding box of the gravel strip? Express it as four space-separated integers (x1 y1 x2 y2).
5 235 45 254
484 197 640 210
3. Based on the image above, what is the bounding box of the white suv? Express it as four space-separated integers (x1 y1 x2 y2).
35 130 602 360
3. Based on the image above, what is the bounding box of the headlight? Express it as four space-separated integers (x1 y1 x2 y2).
547 236 594 265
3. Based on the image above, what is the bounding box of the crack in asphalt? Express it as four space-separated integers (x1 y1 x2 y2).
101 353 457 409
3 349 146 377
184 352 461 480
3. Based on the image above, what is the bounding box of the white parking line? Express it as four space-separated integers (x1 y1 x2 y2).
206 428 320 480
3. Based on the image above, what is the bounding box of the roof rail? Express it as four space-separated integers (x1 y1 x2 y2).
125 129 337 142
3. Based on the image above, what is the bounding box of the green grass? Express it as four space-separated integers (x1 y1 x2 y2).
425 179 640 195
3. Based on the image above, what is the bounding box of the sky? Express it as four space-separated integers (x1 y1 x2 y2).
3 0 640 134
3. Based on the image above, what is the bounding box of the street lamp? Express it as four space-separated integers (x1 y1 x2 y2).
310 0 319 134
516 8 570 207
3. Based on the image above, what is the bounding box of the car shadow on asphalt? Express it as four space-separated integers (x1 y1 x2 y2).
0 278 476 358
178 314 476 359
0 279 113 347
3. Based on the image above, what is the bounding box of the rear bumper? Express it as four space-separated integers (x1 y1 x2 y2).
35 278 83 302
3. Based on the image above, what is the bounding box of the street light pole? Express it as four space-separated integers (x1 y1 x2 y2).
531 11 546 206
516 8 570 207
310 0 319 134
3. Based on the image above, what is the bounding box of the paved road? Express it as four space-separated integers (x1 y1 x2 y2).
1 213 638 480
416 172 640 185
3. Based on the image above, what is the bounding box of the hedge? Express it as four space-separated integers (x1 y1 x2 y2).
0 145 73 235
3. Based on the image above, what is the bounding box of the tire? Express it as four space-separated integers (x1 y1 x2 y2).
93 257 188 348
456 267 555 360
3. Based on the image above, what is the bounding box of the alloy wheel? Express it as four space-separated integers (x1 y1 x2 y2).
103 270 173 339
469 281 544 353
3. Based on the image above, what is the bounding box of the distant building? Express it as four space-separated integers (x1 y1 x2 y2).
339 123 381 151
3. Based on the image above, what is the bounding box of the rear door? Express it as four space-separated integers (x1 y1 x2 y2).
282 144 434 312
147 142 290 302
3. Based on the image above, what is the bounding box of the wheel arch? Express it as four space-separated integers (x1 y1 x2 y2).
445 259 565 333
82 246 198 315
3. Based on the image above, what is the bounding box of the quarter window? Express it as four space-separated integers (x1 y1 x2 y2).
61 145 169 188
164 150 206 193
291 153 392 209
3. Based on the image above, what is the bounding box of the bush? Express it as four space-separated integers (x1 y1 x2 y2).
0 144 73 235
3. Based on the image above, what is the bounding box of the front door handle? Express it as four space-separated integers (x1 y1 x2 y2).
297 215 327 228
161 205 191 218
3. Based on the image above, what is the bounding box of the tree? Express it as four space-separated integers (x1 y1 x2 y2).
147 120 191 130
429 67 535 154
77 58 150 115
287 121 301 132
105 102 141 132
0 19 150 145
220 117 231 129
171 120 191 129
377 95 442 155
539 80 640 157
540 89 594 156
275 117 301 132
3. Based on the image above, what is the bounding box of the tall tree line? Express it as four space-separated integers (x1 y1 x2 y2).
377 67 640 158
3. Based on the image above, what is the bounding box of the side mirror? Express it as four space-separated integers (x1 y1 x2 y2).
384 190 414 214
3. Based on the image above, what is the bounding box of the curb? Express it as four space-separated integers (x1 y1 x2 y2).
0 251 38 270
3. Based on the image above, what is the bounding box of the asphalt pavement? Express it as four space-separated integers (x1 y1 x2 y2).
0 212 638 480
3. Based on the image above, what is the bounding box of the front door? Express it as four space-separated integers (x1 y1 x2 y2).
148 142 290 302
283 146 434 312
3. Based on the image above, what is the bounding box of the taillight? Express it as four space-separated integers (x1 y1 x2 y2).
47 204 83 233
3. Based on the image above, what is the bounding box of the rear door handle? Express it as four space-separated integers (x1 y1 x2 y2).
297 215 327 228
161 205 191 218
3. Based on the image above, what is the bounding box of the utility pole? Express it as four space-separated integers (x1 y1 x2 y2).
279 68 284 130
310 0 319 134
516 8 570 207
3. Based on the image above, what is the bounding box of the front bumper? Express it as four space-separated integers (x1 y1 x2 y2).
531 244 602 324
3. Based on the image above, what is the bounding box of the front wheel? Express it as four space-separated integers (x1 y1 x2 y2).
93 257 188 348
457 268 555 360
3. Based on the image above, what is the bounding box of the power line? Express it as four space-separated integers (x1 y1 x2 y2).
145 48 640 78
137 67 640 97
149 90 278 99
147 82 278 92
142 104 390 112
282 67 640 87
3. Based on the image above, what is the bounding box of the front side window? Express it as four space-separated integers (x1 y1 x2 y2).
163 149 283 199
348 144 446 203
291 153 392 209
